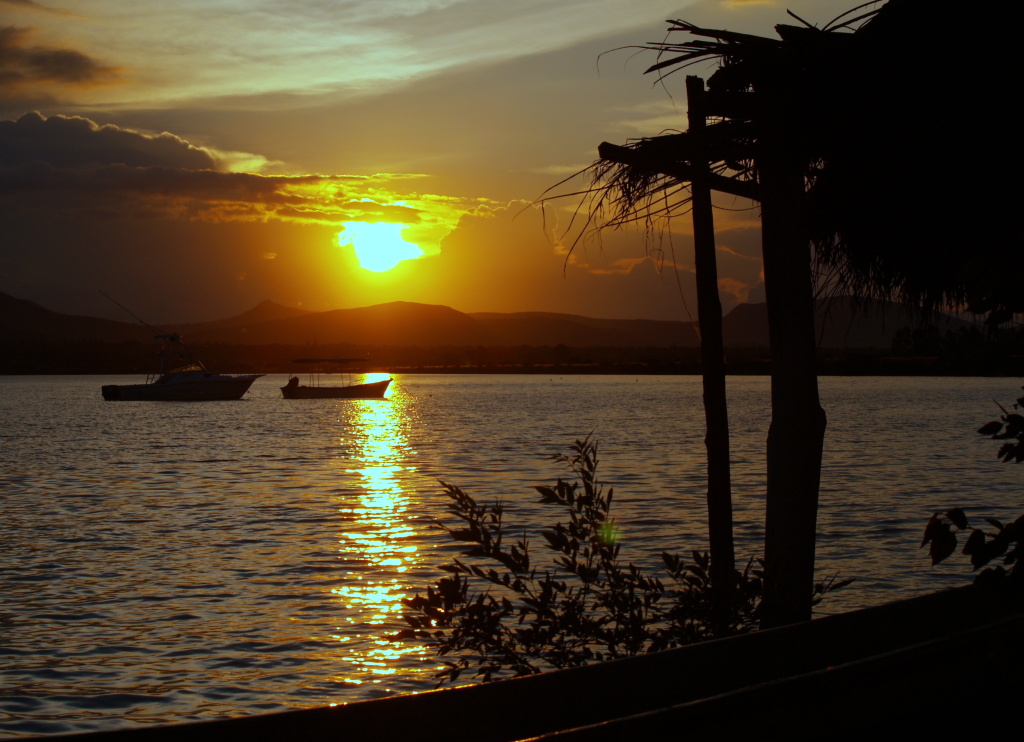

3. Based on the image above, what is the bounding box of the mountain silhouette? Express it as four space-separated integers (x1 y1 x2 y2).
188 299 312 329
1 292 971 350
0 292 149 343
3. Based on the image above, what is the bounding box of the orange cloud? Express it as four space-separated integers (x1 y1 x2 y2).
0 113 482 250
0 26 122 103
1 112 766 323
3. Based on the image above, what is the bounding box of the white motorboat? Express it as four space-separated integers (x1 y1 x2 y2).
101 334 263 401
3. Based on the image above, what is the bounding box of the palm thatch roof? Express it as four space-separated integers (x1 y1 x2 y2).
591 0 1020 322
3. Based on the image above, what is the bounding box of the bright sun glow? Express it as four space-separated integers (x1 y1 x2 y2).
338 222 424 272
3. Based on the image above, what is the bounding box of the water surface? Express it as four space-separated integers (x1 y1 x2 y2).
1 374 1018 736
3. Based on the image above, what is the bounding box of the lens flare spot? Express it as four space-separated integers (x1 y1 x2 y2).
598 519 621 546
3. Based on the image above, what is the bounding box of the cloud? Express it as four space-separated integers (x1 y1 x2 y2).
203 147 282 174
1 0 79 16
0 1 701 111
0 177 743 325
0 111 216 169
612 99 689 137
531 175 766 316
0 109 763 323
0 113 480 240
0 112 489 319
0 26 122 103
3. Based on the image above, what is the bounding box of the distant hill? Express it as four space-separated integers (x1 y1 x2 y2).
722 299 974 349
0 292 149 343
468 312 700 347
0 292 974 350
143 301 701 348
185 300 312 329
182 302 490 346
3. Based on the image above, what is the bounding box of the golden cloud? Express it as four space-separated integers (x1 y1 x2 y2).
0 113 490 253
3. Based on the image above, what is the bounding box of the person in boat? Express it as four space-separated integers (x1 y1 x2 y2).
286 376 299 389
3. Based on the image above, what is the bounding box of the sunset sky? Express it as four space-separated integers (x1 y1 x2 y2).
2 0 866 323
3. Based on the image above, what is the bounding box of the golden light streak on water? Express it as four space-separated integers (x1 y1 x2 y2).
331 388 432 685
5 375 1020 733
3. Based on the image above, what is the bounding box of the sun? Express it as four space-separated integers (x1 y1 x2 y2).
338 222 424 272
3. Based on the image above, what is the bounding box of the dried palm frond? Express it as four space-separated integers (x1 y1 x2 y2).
558 0 1020 323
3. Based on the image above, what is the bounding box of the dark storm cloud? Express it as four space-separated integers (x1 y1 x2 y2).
0 27 120 99
0 113 398 225
0 112 296 220
0 111 217 169
0 160 285 199
0 159 307 222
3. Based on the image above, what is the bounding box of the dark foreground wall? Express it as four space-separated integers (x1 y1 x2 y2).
45 585 1023 741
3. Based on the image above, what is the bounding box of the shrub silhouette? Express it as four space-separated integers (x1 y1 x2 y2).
920 393 1024 587
922 508 1021 588
398 437 846 683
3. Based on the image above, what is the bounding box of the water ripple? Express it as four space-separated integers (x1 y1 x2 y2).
1 374 1018 736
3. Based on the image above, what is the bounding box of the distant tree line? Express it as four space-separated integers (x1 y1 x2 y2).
5 331 1024 375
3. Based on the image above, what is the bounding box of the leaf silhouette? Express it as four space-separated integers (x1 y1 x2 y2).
977 421 1003 436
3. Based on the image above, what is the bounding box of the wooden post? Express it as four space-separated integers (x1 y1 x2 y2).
686 75 736 618
756 109 827 628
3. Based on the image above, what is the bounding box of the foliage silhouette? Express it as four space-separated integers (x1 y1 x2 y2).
398 437 848 684
921 393 1024 587
922 508 1021 588
977 388 1024 464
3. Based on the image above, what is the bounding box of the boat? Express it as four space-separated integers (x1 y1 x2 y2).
101 333 263 401
281 358 391 399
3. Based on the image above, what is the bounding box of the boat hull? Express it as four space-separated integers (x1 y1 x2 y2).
281 379 391 399
102 375 261 401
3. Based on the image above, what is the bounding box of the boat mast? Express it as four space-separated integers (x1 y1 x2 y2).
99 291 191 379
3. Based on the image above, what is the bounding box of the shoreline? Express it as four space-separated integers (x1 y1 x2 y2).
5 361 1024 377
5 342 1024 377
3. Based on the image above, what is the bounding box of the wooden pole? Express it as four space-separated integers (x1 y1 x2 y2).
686 76 736 619
756 107 827 628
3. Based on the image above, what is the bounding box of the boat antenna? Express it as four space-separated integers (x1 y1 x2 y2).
98 290 173 338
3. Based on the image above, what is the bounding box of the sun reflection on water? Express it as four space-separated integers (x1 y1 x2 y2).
328 384 432 686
